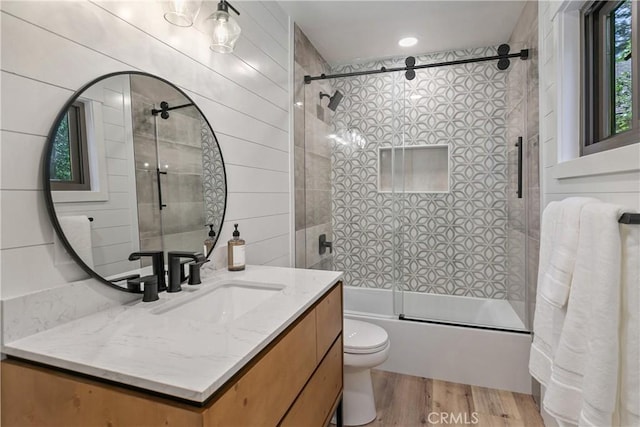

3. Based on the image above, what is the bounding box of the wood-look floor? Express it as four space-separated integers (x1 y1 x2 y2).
362 370 544 427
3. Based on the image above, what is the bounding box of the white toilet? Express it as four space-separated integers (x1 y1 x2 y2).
342 318 390 426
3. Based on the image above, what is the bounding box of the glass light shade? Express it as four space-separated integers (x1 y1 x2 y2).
209 9 241 53
164 0 202 27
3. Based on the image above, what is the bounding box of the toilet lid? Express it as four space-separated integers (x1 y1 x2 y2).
343 318 389 354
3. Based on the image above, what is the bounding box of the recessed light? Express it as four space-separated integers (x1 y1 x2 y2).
398 37 418 47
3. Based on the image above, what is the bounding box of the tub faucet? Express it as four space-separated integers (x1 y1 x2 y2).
167 251 206 292
128 251 166 291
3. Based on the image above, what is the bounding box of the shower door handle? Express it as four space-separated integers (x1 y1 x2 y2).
157 168 168 210
516 137 523 199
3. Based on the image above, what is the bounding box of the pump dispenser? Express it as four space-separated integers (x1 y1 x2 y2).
227 224 246 271
204 224 216 257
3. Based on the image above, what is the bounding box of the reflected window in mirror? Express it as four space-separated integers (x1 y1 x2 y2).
50 101 91 191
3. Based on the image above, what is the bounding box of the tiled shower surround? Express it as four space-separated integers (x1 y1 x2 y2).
331 47 511 298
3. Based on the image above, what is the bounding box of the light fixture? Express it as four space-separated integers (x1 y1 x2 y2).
398 37 418 47
207 0 241 54
163 0 202 27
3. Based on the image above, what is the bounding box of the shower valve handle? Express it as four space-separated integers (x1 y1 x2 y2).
319 234 333 255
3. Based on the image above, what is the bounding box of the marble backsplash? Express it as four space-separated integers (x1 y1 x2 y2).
1 279 138 345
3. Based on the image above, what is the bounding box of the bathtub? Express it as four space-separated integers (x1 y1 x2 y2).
343 286 533 394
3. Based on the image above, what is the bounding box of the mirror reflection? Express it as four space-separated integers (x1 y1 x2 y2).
47 73 226 290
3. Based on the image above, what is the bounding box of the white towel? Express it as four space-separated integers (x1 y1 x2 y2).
542 203 624 425
616 224 640 427
540 197 598 308
530 200 563 386
55 215 94 269
529 198 596 387
543 202 601 423
578 203 624 427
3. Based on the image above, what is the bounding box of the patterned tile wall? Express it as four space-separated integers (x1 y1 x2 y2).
331 47 511 299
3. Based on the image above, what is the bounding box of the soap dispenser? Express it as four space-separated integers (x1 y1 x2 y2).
204 224 216 257
227 224 246 271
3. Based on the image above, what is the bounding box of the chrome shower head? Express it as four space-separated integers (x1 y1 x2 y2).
319 90 343 111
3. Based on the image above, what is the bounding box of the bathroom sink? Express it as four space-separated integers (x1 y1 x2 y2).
152 280 285 324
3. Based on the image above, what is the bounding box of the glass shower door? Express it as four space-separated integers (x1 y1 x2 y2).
393 54 529 332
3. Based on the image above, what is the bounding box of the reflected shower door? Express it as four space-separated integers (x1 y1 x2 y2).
130 74 208 257
155 101 207 254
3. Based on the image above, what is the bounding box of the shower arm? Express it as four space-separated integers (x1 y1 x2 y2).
304 44 529 84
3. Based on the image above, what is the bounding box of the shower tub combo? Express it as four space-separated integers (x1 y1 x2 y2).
343 287 532 394
296 36 536 395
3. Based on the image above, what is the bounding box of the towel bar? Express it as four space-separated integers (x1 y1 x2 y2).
619 213 640 224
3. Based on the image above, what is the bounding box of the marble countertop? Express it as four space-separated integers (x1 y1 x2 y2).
2 266 343 403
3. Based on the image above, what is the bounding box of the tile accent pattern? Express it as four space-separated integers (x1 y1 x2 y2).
331 47 510 298
201 121 226 236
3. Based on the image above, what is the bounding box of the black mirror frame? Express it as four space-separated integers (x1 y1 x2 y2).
43 71 227 293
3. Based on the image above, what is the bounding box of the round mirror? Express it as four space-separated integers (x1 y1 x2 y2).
43 72 227 292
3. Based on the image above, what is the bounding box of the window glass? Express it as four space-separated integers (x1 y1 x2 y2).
612 0 632 134
49 102 90 190
582 0 638 155
51 113 73 182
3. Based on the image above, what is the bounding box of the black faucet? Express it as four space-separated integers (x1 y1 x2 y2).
167 251 205 292
128 251 166 291
188 258 209 285
141 275 159 302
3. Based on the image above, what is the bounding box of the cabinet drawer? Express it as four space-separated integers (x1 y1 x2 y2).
315 283 343 361
204 311 317 427
1 360 201 427
280 335 343 427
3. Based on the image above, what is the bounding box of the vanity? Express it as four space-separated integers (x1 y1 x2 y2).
1 266 344 426
1 70 345 425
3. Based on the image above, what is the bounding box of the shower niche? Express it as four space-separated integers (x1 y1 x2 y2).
378 145 449 193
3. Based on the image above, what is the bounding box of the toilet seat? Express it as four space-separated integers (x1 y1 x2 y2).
343 318 389 354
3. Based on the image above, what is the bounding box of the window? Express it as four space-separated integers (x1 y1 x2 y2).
582 0 639 155
50 101 91 190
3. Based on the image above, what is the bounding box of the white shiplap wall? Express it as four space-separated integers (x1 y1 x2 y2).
539 1 640 210
0 0 291 300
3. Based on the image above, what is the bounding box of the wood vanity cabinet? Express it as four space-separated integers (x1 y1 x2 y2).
1 282 343 427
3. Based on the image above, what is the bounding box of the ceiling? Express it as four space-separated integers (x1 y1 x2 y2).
278 1 527 65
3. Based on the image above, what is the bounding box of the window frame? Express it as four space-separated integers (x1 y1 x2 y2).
582 0 639 156
50 101 91 191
